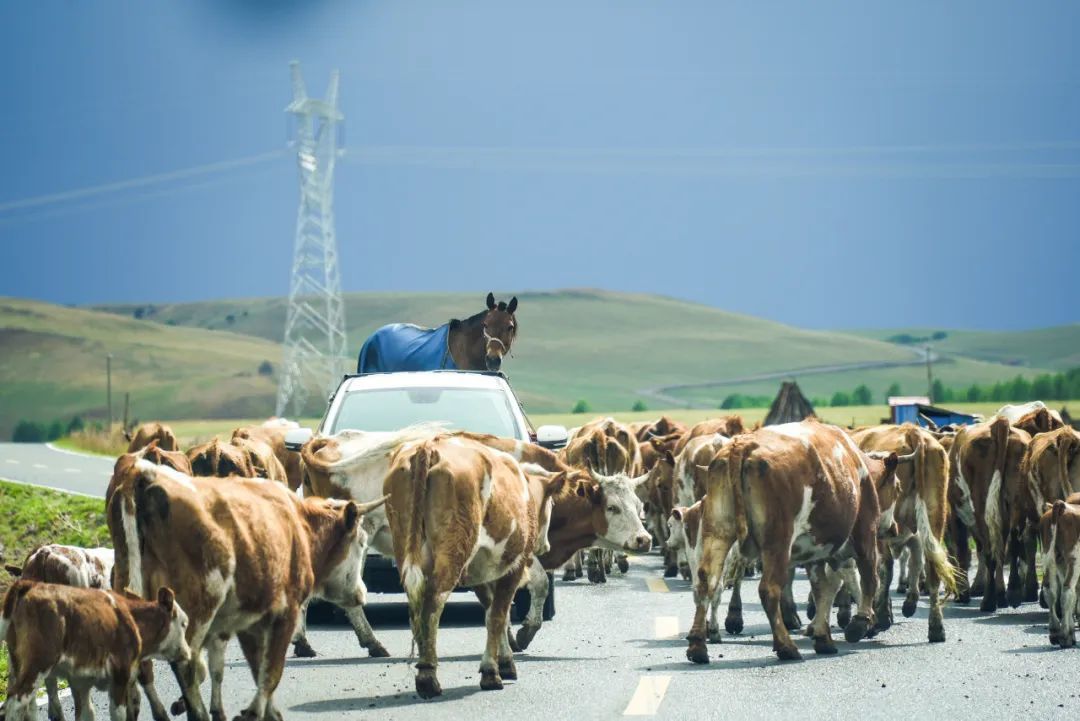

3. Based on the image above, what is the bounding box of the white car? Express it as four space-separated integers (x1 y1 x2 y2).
285 369 568 620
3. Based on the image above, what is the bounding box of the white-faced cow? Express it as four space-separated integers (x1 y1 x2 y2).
1039 494 1080 648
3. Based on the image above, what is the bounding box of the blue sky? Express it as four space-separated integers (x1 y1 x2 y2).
1 1 1077 330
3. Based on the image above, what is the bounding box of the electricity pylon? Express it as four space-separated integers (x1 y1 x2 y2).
275 61 347 418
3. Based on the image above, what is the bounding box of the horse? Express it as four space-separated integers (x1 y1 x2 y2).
357 292 518 373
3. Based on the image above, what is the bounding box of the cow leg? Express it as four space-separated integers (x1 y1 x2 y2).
663 547 679 578
902 538 924 618
586 549 606 584
109 666 134 721
574 551 584 579
72 680 95 721
480 569 525 691
515 557 549 651
411 582 450 699
1044 559 1064 645
1006 529 1026 609
206 636 228 721
236 612 295 721
290 601 316 658
924 552 946 643
780 566 802 631
806 563 842 654
1023 532 1040 604
5 666 48 721
687 534 735 664
616 552 630 574
842 545 878 644
136 661 170 721
170 655 211 721
978 551 999 613
759 548 801 661
835 581 853 629
874 546 895 633
895 546 909 595
45 674 64 721
805 589 816 621
604 550 614 574
1059 554 1080 649
724 563 744 635
344 605 390 657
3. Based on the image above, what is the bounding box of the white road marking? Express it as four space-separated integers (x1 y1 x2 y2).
45 441 117 461
33 463 48 469
654 616 679 639
65 468 81 473
5 458 19 464
645 577 669 593
623 675 672 716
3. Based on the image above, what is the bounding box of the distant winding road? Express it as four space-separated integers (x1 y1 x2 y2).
0 442 115 496
638 346 938 408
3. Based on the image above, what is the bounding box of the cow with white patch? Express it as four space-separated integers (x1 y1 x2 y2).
1024 425 1080 512
851 424 958 640
125 422 179 453
107 454 385 721
686 420 893 663
382 434 564 697
948 416 1035 611
997 401 1064 429
456 431 570 474
1039 494 1080 647
672 416 745 456
1 582 190 721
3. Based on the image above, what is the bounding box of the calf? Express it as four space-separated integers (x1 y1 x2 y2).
383 435 562 698
185 437 255 478
1 582 190 721
1040 495 1080 647
5 544 114 590
686 421 892 663
125 422 179 453
851 424 958 641
108 455 384 721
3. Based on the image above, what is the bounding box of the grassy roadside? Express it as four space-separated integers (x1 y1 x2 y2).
0 479 110 702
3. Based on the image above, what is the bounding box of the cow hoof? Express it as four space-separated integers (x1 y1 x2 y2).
775 644 802 661
725 615 743 635
806 597 817 620
617 557 630 573
587 569 605 584
995 590 1007 607
813 637 838 655
1039 589 1048 609
480 670 504 691
366 641 391 658
844 615 871 643
212 710 227 721
664 565 678 578
679 563 691 581
1006 586 1023 609
507 629 523 653
1024 588 1039 604
170 700 187 717
515 625 539 651
562 570 576 582
895 582 908 595
686 639 710 664
232 712 258 721
928 624 946 643
979 595 998 613
902 597 918 618
957 591 971 605
707 626 722 643
874 614 893 633
416 671 443 699
293 638 317 658
1060 633 1077 649
836 608 851 629
498 659 518 681
782 612 802 632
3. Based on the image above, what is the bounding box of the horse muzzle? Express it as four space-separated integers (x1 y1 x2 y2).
485 355 503 371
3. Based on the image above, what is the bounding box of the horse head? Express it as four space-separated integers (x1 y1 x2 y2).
482 292 518 371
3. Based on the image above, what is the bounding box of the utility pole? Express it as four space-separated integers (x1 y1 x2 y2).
106 354 113 432
275 61 348 418
925 345 934 402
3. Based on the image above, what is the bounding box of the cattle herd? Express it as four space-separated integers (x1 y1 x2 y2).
2 401 1079 720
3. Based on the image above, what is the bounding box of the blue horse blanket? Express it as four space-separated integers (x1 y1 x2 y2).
357 323 457 373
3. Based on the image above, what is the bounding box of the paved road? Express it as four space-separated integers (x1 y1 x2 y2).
2 444 1078 720
0 442 115 496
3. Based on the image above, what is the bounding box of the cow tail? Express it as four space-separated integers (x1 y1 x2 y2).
0 581 33 647
986 416 1011 561
726 439 754 542
400 443 434 606
910 431 958 596
1060 431 1077 497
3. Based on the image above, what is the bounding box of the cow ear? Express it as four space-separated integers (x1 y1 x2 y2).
507 296 518 314
663 451 676 466
157 587 175 611
5 564 22 577
486 292 496 310
546 471 567 497
672 509 683 522
586 483 603 504
344 501 360 532
1043 502 1054 514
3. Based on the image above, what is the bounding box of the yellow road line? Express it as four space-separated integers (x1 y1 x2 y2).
623 675 672 716
653 616 679 639
645 577 669 593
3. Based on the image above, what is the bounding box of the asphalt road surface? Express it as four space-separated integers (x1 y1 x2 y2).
2 443 1078 720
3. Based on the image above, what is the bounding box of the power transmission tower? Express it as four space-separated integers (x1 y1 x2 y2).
275 61 348 418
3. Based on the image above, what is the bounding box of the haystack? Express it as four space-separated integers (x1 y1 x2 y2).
764 381 815 426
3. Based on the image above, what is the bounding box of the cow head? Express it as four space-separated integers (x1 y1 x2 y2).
153 587 193 663
314 496 388 609
583 469 652 553
187 439 253 478
482 292 518 371
666 507 689 553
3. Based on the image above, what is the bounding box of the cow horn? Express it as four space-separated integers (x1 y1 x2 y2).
631 472 650 488
354 494 389 515
895 450 918 465
589 468 617 484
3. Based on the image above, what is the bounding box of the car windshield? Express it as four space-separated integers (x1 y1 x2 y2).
331 386 523 438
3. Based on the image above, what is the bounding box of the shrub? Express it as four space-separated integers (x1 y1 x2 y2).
571 400 590 414
258 360 274 376
12 421 46 443
830 391 852 407
884 382 902 402
66 416 85 435
631 400 648 412
852 384 873 406
931 331 948 341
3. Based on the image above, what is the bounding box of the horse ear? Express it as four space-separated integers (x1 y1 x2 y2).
486 292 496 310
507 297 518 314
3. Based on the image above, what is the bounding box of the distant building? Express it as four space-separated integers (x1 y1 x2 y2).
888 396 979 428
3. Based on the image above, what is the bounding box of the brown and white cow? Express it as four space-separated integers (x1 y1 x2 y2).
456 431 570 474
851 424 958 641
382 434 563 698
572 417 643 474
125 422 179 453
948 416 1035 611
673 416 745 456
108 455 384 721
185 437 255 478
1023 425 1080 511
1040 495 1080 647
1 582 190 721
997 401 1064 431
231 435 288 483
686 421 893 663
232 420 302 491
634 416 689 443
135 440 193 475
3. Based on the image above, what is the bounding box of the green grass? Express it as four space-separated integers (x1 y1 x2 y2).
0 479 110 702
849 325 1080 371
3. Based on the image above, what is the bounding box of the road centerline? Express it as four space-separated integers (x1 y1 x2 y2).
645 577 669 593
654 616 679 639
623 675 672 716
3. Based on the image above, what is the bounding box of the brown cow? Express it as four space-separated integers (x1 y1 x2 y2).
634 416 689 443
673 416 745 456
571 417 643 474
125 422 178 453
134 439 192 474
1 582 190 721
1013 407 1065 436
1040 494 1080 647
948 416 1034 612
457 431 570 474
383 434 563 698
232 421 302 491
1024 425 1080 511
686 420 892 663
185 437 255 478
108 455 385 721
232 435 288 483
851 424 957 641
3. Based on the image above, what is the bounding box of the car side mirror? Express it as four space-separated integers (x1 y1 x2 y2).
536 425 569 450
284 427 314 452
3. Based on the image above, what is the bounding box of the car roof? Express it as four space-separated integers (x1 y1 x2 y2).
337 370 512 392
